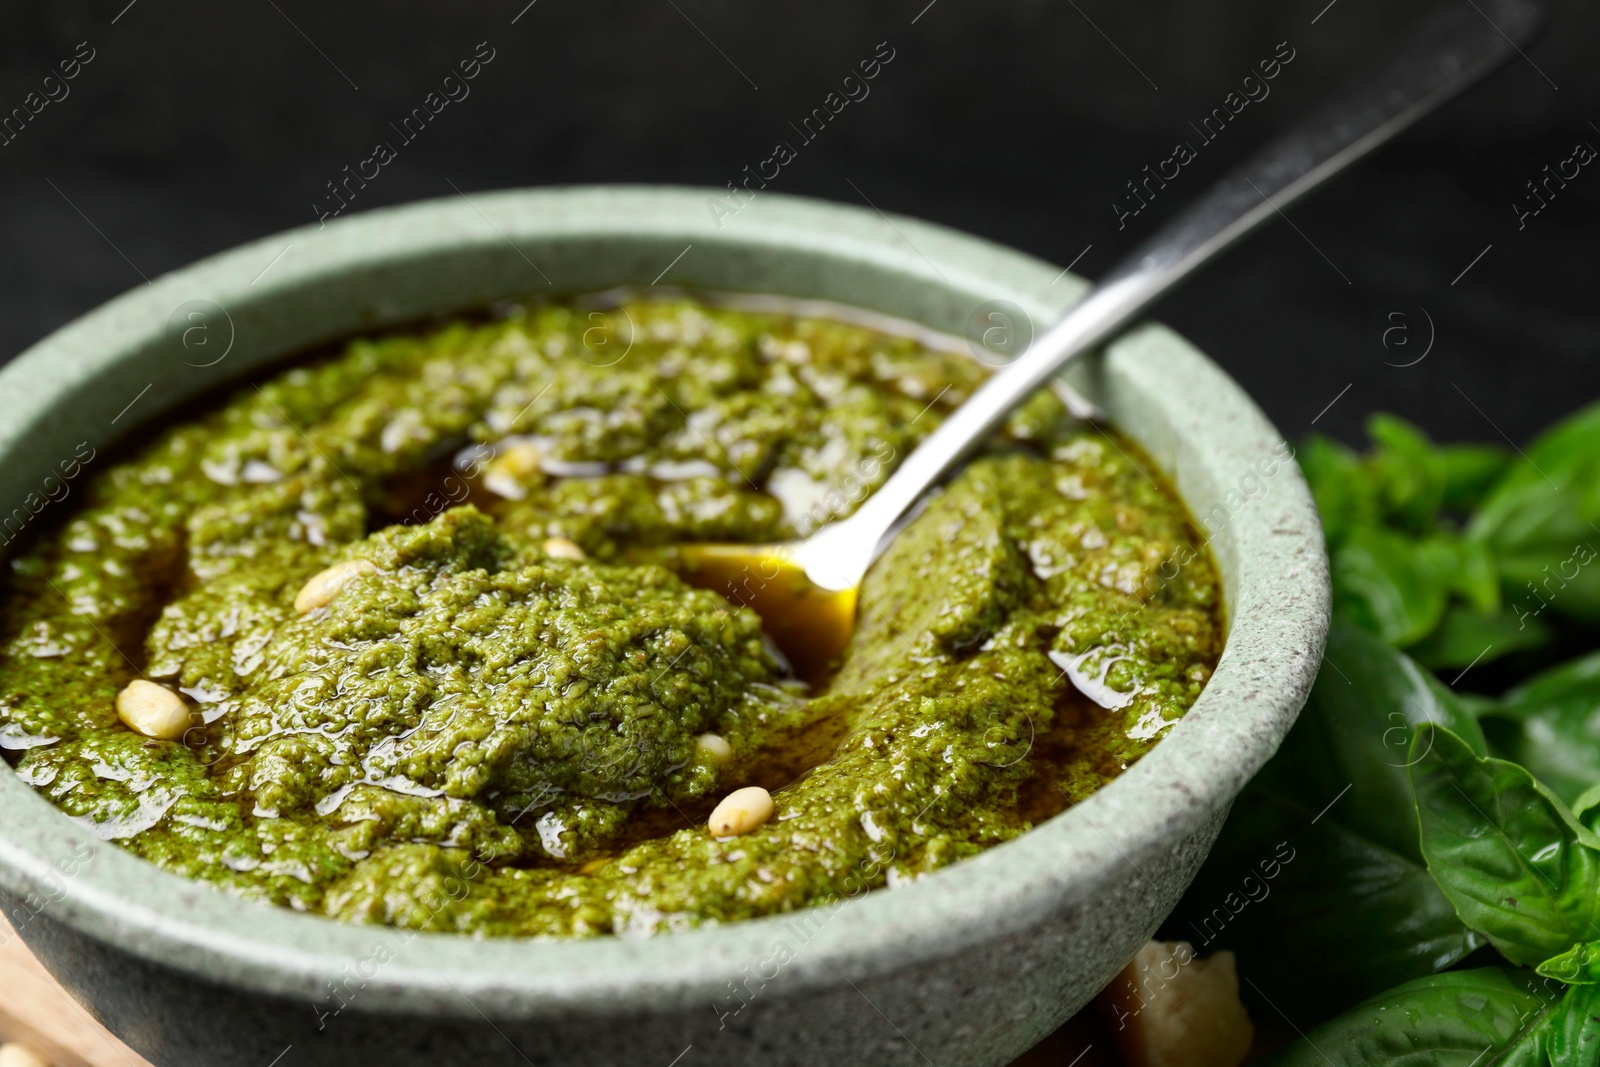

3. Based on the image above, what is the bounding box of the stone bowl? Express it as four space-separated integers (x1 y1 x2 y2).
0 186 1329 1067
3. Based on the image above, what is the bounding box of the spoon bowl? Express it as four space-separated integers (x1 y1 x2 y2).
677 541 857 682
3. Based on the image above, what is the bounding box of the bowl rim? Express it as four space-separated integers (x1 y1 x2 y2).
0 185 1330 1018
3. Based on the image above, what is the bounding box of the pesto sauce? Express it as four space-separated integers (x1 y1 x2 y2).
0 298 1222 937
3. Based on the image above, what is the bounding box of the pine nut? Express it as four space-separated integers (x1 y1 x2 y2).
115 679 191 741
696 732 733 762
293 559 378 613
709 786 773 837
542 537 586 560
483 442 544 499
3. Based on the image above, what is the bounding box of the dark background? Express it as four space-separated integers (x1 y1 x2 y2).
2 0 1598 453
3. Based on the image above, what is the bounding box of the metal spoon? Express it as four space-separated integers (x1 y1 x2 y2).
680 0 1541 679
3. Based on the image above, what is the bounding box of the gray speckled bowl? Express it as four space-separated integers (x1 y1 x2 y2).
0 187 1328 1067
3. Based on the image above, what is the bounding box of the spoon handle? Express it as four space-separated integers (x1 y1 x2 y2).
799 0 1542 591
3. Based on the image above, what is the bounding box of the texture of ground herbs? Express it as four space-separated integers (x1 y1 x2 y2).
0 299 1222 936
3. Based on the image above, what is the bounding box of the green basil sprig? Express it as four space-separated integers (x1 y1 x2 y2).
1165 622 1485 1016
1407 601 1555 672
1480 651 1600 807
1540 941 1600 985
1259 969 1598 1066
1230 406 1600 1064
1410 724 1600 967
1303 415 1508 543
1261 725 1600 1064
1300 415 1556 668
1471 400 1600 626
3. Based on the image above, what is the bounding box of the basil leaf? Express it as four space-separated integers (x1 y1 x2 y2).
1574 783 1600 828
1303 420 1506 546
1497 544 1600 628
1549 981 1600 1065
1416 534 1501 614
1481 651 1600 806
1171 788 1482 1018
1368 414 1448 533
1257 968 1586 1067
1457 690 1504 719
1408 603 1554 672
1539 940 1600 985
1441 443 1512 513
1283 622 1486 859
1169 622 1485 1016
1411 724 1600 965
1300 434 1381 545
1333 527 1449 647
1472 400 1600 624
1364 415 1508 525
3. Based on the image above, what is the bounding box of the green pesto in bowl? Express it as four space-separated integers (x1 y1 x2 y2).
0 296 1221 937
